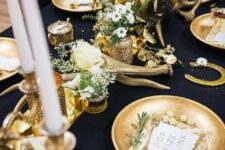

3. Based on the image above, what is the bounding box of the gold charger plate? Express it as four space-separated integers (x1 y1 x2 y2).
112 95 225 150
190 13 225 50
0 37 18 81
52 0 102 12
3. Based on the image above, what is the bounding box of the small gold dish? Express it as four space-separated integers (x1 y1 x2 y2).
0 37 18 81
190 13 225 50
47 18 74 46
112 95 225 150
52 0 102 12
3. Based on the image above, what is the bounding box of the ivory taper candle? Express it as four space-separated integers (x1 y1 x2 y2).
20 0 63 135
7 0 35 73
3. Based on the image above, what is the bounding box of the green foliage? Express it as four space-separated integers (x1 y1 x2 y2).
110 34 121 45
82 14 96 20
79 70 92 89
131 112 149 147
133 0 151 17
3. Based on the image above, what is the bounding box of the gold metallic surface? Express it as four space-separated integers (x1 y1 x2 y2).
52 0 102 12
185 62 225 86
116 75 170 90
0 83 19 96
64 88 88 124
103 54 173 76
47 18 74 46
191 13 225 50
112 95 225 150
85 98 108 114
0 37 18 81
110 37 133 64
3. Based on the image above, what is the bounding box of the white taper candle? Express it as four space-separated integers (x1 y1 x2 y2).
19 0 63 135
7 0 35 73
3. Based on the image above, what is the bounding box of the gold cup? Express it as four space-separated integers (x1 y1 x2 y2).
47 18 74 46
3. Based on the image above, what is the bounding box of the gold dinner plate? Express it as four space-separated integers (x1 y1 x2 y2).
0 37 18 81
190 13 225 50
52 0 102 12
112 95 225 150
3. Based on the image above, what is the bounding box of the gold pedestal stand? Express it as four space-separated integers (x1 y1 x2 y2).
0 71 76 150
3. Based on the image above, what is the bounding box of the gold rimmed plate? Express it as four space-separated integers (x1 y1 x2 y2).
0 37 19 81
52 0 102 12
112 95 225 150
190 13 225 50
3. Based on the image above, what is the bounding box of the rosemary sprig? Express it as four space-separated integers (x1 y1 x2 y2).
131 112 149 147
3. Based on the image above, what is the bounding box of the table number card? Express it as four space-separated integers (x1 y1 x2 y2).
213 32 225 45
148 122 199 150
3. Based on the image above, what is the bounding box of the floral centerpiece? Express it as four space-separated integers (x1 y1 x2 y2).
96 1 135 44
91 0 178 66
52 40 116 113
92 1 137 64
64 68 116 101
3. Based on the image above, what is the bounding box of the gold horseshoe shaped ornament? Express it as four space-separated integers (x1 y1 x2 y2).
185 62 225 87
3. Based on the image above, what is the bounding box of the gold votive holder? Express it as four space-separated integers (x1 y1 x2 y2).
85 97 108 114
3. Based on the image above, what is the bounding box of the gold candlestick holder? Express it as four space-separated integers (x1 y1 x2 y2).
0 70 76 150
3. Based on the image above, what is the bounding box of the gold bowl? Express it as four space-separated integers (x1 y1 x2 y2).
52 0 102 12
190 13 225 50
0 37 18 81
112 95 225 150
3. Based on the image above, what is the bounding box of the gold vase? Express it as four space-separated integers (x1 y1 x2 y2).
110 36 133 64
85 96 108 114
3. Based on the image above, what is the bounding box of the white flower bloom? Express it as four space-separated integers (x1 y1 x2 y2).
111 12 122 22
114 27 127 38
126 13 135 24
114 4 127 14
65 81 76 89
65 74 80 89
106 12 113 20
89 65 103 75
196 57 208 66
166 55 177 65
83 86 95 94
125 2 132 12
80 92 92 100
70 40 105 69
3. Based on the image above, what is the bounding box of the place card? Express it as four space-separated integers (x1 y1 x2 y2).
213 32 225 45
148 122 199 150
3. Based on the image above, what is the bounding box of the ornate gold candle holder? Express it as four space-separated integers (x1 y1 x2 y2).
16 72 68 135
0 70 76 149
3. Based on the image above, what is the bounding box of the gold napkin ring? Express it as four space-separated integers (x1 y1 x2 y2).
185 62 225 87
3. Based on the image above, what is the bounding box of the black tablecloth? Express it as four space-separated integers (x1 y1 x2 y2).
1 1 225 150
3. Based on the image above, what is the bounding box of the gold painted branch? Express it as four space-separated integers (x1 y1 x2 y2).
116 75 170 89
176 0 202 21
103 54 173 76
0 83 19 96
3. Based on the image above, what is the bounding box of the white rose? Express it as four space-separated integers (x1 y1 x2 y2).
70 40 105 69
